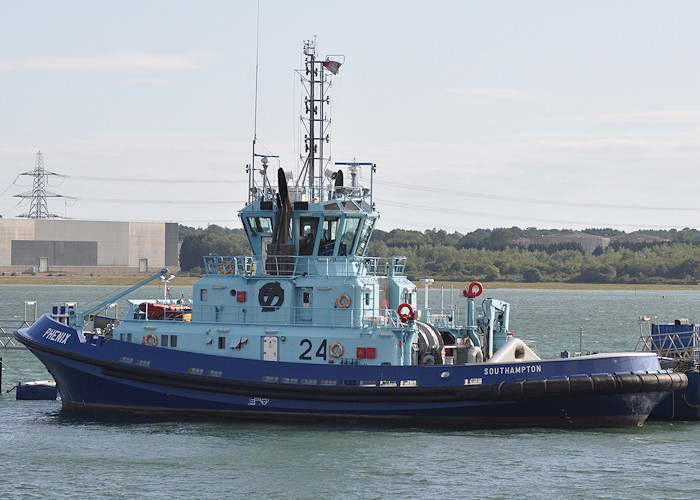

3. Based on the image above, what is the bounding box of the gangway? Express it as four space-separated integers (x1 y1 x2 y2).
0 301 38 349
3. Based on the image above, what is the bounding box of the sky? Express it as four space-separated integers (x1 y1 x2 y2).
2 0 700 234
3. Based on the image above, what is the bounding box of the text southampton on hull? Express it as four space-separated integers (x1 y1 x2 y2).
15 40 686 428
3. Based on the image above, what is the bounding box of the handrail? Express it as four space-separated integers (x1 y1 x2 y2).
202 254 407 278
73 268 169 326
637 316 700 362
1 318 35 349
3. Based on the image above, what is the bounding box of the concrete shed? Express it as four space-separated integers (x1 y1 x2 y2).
0 218 178 274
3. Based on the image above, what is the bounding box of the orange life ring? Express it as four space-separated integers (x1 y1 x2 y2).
144 333 158 346
336 294 351 309
219 259 233 275
463 281 483 298
397 302 414 322
330 342 344 358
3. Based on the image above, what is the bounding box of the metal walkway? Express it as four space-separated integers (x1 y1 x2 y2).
0 302 38 349
0 321 35 349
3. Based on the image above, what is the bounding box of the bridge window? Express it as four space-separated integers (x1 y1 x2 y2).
355 217 375 256
339 217 360 256
247 217 273 236
319 217 340 256
297 217 319 256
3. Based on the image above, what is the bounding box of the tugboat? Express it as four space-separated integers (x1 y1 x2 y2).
637 316 700 420
15 40 685 427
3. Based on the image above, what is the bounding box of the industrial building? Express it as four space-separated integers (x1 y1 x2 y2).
512 231 610 255
0 218 179 275
0 152 179 275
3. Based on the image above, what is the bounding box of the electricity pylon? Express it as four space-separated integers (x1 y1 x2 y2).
15 151 64 218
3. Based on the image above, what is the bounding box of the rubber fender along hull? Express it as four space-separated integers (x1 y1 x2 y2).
648 370 700 421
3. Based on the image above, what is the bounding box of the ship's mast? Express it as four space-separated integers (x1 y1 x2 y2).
300 39 342 201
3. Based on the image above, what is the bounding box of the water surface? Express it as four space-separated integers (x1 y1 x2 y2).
1 286 698 499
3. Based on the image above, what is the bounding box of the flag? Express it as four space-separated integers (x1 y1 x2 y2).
323 60 341 75
207 339 213 345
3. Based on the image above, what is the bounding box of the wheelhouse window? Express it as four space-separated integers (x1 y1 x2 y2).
339 217 360 256
355 217 375 256
297 217 320 256
319 217 340 256
247 216 273 236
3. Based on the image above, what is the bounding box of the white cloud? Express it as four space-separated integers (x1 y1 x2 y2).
547 110 700 124
331 123 700 231
442 87 555 104
124 78 182 85
0 52 215 74
0 132 250 225
4 124 698 231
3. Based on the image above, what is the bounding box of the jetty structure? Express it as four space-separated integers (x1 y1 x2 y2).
14 40 686 427
637 316 700 420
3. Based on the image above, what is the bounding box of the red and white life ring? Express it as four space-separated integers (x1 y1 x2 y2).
462 281 483 298
397 302 414 322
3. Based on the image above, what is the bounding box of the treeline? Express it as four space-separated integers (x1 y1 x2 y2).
178 225 700 284
368 227 700 284
179 225 248 273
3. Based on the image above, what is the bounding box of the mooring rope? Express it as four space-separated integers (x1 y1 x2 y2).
681 394 700 408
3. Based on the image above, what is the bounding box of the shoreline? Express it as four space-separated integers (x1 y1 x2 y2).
0 274 698 290
0 274 200 286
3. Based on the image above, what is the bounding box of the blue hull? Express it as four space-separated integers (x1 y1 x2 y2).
15 315 686 428
649 371 700 420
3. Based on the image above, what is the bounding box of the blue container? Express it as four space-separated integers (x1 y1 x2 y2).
651 324 697 350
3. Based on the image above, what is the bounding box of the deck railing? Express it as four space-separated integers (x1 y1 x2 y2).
0 302 37 349
637 316 700 362
0 319 34 349
202 254 407 278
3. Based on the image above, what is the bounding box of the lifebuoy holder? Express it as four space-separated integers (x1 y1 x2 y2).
330 342 344 358
144 333 158 347
397 302 414 322
463 281 483 298
336 294 351 309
